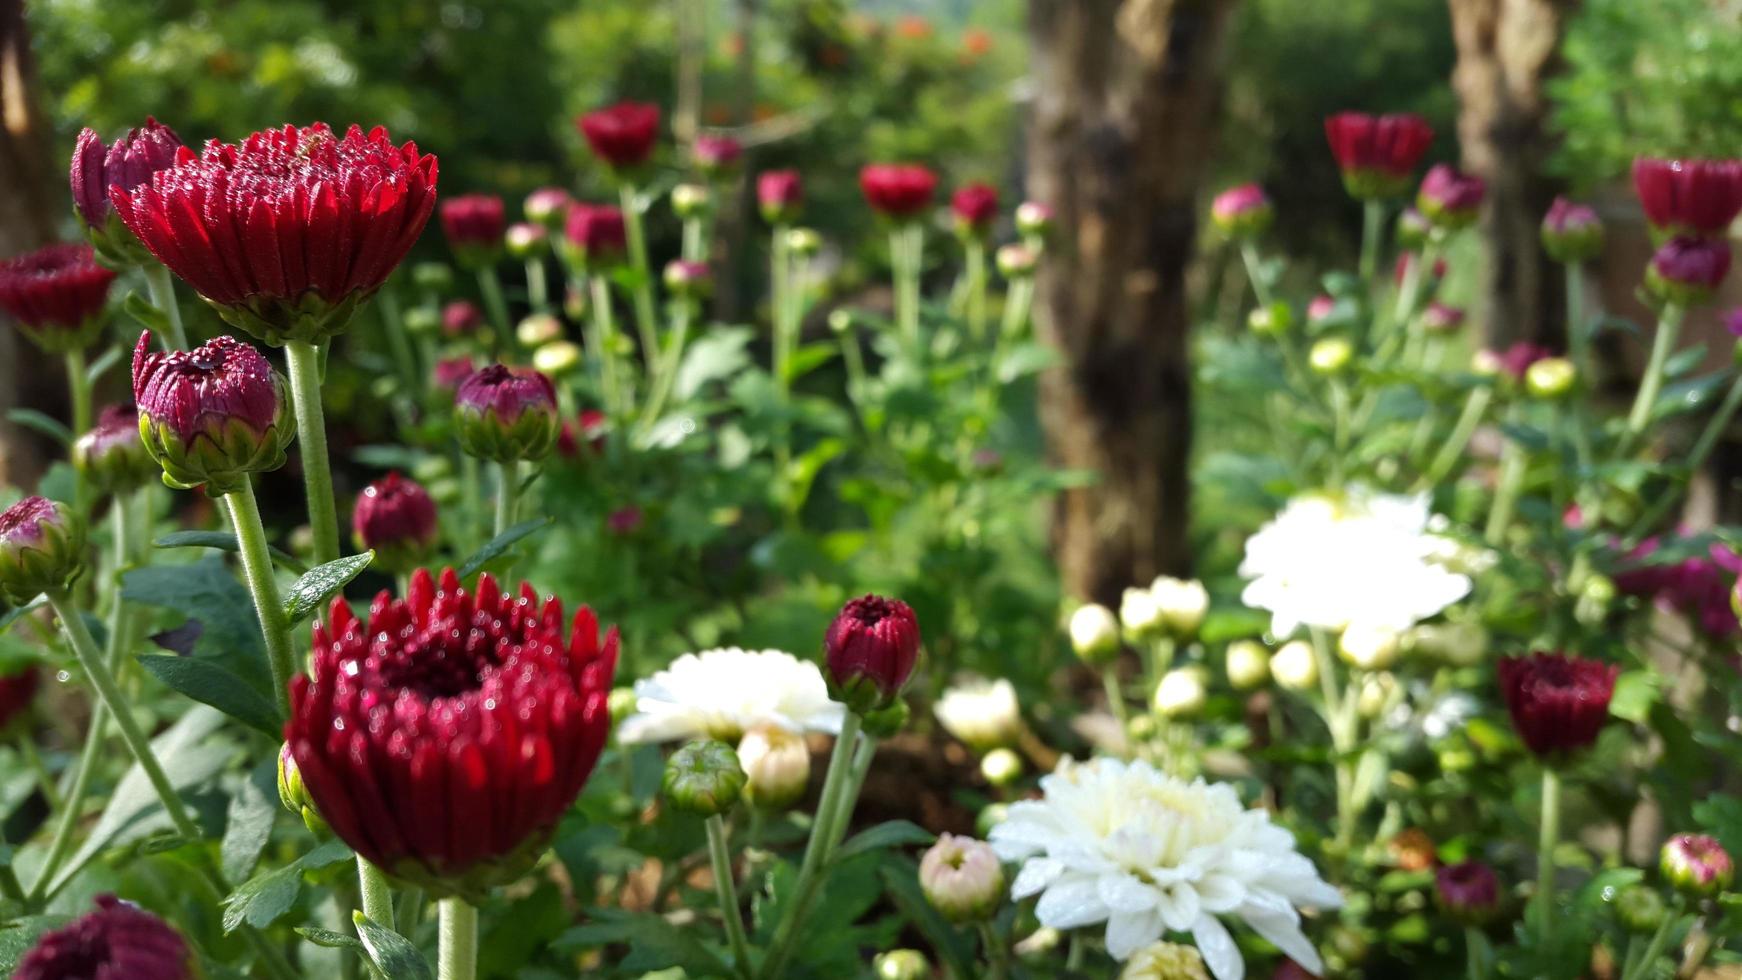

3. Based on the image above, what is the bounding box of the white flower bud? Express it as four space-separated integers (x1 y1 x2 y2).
980 747 1024 787
935 677 1022 751
1152 667 1208 718
1357 672 1397 718
875 950 930 980
1224 640 1271 690
919 834 1006 923
1150 576 1209 638
735 725 810 810
1271 639 1319 690
1120 587 1166 640
1068 603 1121 664
1338 623 1400 671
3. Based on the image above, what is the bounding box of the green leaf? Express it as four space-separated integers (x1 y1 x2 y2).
138 655 280 735
456 518 553 579
85 344 123 384
1608 670 1661 724
0 915 73 976
221 760 280 882
555 908 729 976
831 819 934 864
296 927 365 952
5 409 71 446
783 341 836 382
221 838 352 933
283 552 375 623
353 911 436 980
878 859 976 979
0 599 44 635
153 530 307 574
123 291 171 333
677 327 753 400
351 444 434 471
995 342 1059 383
124 555 269 689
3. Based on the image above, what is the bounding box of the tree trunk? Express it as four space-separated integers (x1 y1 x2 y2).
0 0 61 489
1026 0 1235 604
1446 0 1579 348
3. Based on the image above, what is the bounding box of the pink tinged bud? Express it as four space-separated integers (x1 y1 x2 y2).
859 163 938 220
1497 652 1617 759
74 403 156 495
352 472 438 572
950 182 1000 238
758 170 804 224
0 244 117 353
693 134 743 175
1726 308 1742 338
563 204 628 268
1307 294 1338 324
1632 157 1742 239
578 101 662 171
505 222 546 260
131 333 295 495
1416 164 1486 229
0 496 85 605
1014 201 1053 238
15 894 196 980
919 834 1005 922
441 300 484 338
1324 111 1435 198
108 123 438 347
1434 861 1500 925
524 186 574 228
1210 183 1273 239
995 243 1037 279
824 593 922 713
1646 236 1732 307
1494 341 1553 382
454 364 560 462
1541 197 1604 263
663 259 712 298
1421 302 1466 334
70 117 185 265
1395 207 1432 251
285 568 618 897
1661 833 1733 897
440 194 507 268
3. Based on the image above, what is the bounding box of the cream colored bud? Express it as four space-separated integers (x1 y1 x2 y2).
980 747 1024 787
936 677 1022 751
1151 667 1208 718
533 340 583 376
1068 603 1122 664
516 313 564 348
1309 337 1354 375
736 725 811 810
1119 587 1166 640
1357 672 1397 718
1149 576 1209 638
1224 640 1271 690
1271 639 1319 690
1339 623 1400 671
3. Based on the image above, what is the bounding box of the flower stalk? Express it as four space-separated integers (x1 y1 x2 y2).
476 267 512 355
964 239 989 341
705 814 754 979
64 349 91 513
620 184 662 362
142 263 189 351
437 897 479 980
1534 766 1561 952
589 276 629 416
224 479 295 718
286 340 341 565
1624 304 1685 448
494 461 520 536
760 710 864 978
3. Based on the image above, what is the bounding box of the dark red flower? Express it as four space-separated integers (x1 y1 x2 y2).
1497 652 1618 759
860 164 938 219
758 170 804 224
132 332 294 494
352 473 438 573
454 364 560 462
1541 197 1604 263
606 505 643 536
0 244 116 353
15 894 194 980
1632 158 1742 239
578 102 661 171
441 299 484 337
1323 112 1434 198
432 355 477 393
1271 962 1320 980
439 194 506 268
1416 164 1485 228
1494 341 1554 382
1646 236 1731 306
950 183 1000 237
109 123 438 346
557 409 607 459
824 594 922 712
70 118 185 265
1434 860 1500 924
74 403 156 495
563 204 628 267
286 568 617 897
693 134 743 175
0 665 37 730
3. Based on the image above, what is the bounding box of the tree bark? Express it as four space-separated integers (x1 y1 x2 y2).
1446 0 1579 348
1027 0 1235 604
0 0 61 488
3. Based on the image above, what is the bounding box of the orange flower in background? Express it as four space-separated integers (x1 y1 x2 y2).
894 15 932 40
962 28 994 59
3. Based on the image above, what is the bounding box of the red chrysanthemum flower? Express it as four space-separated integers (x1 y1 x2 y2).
454 364 560 462
758 170 803 224
109 122 438 346
70 117 185 266
693 134 743 176
1646 236 1732 307
860 164 938 219
15 894 194 980
1323 112 1434 199
824 594 922 713
950 183 1000 237
432 355 477 393
578 102 661 171
563 204 628 268
556 409 608 459
1417 164 1486 228
0 244 116 353
352 473 438 573
1434 860 1500 925
1632 158 1742 240
440 194 506 269
1497 652 1618 760
132 332 295 495
286 568 617 897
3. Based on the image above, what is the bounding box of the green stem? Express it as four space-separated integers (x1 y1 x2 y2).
966 239 989 342
1621 906 1676 980
1627 373 1742 542
44 590 200 843
378 284 418 393
620 184 662 366
143 264 189 351
358 858 395 932
1465 925 1484 980
706 814 755 979
19 737 61 811
64 349 91 513
224 481 295 718
589 277 628 417
476 267 513 357
1421 387 1493 488
437 897 479 980
1358 200 1385 286
285 340 341 566
893 224 924 358
1534 767 1561 953
1624 305 1685 448
1101 666 1128 741
825 734 878 855
978 921 1008 980
0 863 25 906
1485 406 1528 546
640 305 692 431
460 454 484 554
683 218 707 264
525 257 550 315
1566 263 1589 380
1238 242 1273 307
760 711 864 979
771 226 792 389
494 461 520 536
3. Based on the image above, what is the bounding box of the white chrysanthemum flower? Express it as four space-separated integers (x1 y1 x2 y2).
935 677 1022 750
991 757 1341 980
617 648 844 744
1239 487 1471 637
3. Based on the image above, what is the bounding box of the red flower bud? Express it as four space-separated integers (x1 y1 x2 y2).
1434 860 1500 925
286 568 618 897
441 300 484 338
1661 833 1733 897
352 472 438 572
0 244 116 353
663 259 712 298
1210 183 1273 239
109 122 438 346
454 364 559 462
824 594 921 712
1632 157 1742 240
950 183 1000 238
1421 302 1466 334
563 204 628 268
440 194 506 269
1324 112 1434 199
70 117 185 266
1541 197 1604 263
432 355 477 393
0 497 85 605
578 101 661 171
132 332 295 494
860 164 938 220
15 894 195 980
1497 652 1617 760
74 403 156 495
758 170 804 224
557 409 608 459
1493 341 1554 382
693 134 743 176
1646 236 1731 307
1417 164 1486 229
606 505 643 536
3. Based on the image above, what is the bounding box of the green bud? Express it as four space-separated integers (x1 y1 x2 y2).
662 739 746 817
277 743 329 836
411 262 454 292
671 183 712 220
861 697 911 739
874 949 930 980
1613 884 1666 934
1247 300 1292 337
1309 337 1354 376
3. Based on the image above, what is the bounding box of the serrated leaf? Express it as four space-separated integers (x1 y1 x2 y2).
677 327 753 400
554 909 729 976
5 409 71 446
221 838 352 933
831 819 934 864
123 555 269 689
153 530 306 574
138 655 280 735
283 552 374 623
221 760 280 881
456 518 553 579
353 911 435 980
123 291 171 332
